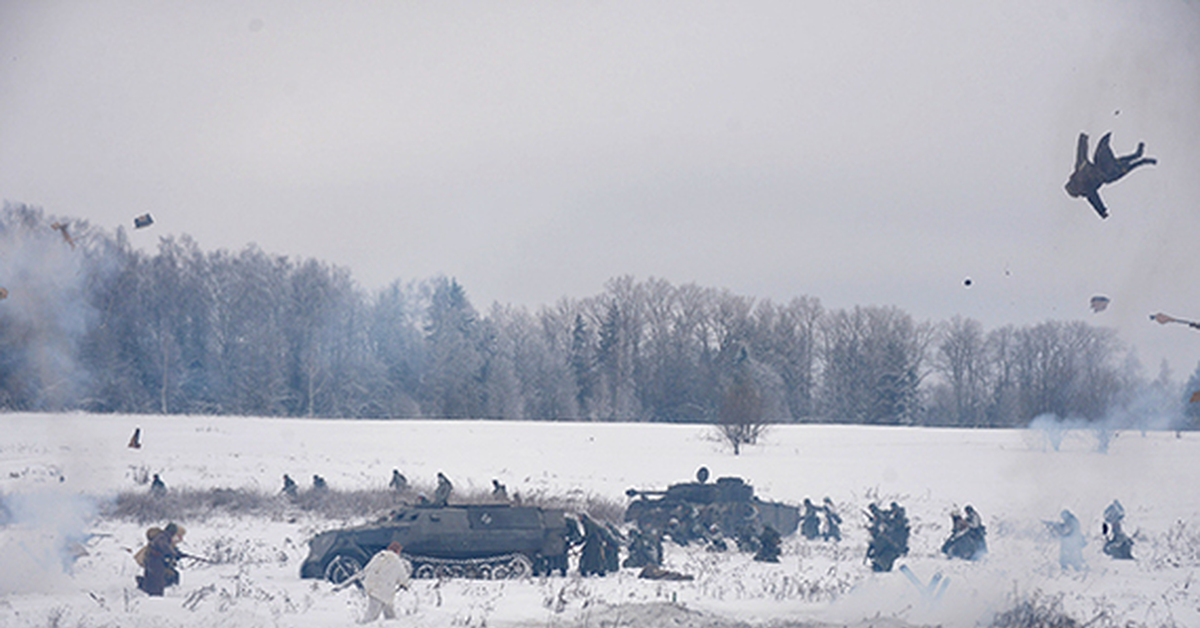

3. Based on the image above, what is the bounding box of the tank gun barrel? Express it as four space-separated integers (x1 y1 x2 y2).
625 488 668 498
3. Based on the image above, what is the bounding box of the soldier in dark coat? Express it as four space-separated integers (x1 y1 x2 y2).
149 474 166 497
822 497 842 542
281 474 298 498
139 523 181 596
623 527 664 569
601 523 623 572
434 472 453 507
800 498 822 540
491 479 508 501
1064 132 1156 219
578 514 607 576
754 525 782 563
311 475 328 493
866 502 910 572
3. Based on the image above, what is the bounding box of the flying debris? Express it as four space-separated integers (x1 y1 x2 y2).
963 277 972 288
1090 295 1110 313
50 222 76 248
1150 312 1200 331
134 213 154 229
1190 391 1200 404
1064 132 1156 219
0 287 7 300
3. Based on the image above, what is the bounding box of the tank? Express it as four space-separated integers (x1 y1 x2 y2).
300 503 572 583
623 468 800 542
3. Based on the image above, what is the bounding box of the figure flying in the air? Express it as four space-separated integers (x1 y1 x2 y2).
1151 312 1200 331
1064 132 1156 219
50 222 76 248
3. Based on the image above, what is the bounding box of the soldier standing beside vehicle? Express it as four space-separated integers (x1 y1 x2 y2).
339 542 411 623
800 498 821 540
579 514 607 576
434 472 453 507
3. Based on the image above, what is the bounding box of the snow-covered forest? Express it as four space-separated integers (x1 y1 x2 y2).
1 203 1196 428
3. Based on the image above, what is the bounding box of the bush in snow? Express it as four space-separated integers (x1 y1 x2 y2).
989 591 1081 628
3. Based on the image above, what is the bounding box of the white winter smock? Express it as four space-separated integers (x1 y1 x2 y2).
360 550 412 601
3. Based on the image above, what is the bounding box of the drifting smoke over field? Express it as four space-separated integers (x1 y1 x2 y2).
0 203 94 410
0 491 97 594
1028 381 1185 453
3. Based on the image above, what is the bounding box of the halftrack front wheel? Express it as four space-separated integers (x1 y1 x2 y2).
324 554 364 585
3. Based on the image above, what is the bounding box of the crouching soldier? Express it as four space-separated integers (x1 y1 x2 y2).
623 527 663 569
338 542 412 623
1102 500 1134 560
135 523 184 596
754 525 782 563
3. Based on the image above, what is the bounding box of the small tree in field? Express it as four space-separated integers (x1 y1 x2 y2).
718 365 767 455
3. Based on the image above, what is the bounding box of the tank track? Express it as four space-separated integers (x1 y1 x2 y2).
409 552 533 580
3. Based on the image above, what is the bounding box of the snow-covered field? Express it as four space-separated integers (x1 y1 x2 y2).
2 413 1199 627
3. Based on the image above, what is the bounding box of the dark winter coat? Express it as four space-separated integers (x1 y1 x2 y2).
141 529 179 596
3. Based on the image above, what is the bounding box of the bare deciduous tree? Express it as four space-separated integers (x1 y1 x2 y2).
717 352 768 455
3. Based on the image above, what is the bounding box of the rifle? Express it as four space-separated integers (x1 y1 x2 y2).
1151 312 1200 330
177 552 216 564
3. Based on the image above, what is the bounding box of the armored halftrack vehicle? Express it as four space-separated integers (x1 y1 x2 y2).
300 503 571 583
624 468 800 543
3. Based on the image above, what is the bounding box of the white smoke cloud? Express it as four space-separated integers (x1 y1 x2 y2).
1027 379 1185 454
0 491 97 594
0 203 96 409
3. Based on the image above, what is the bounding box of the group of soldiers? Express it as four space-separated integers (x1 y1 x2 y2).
800 497 842 542
279 473 328 498
1043 499 1134 570
280 469 472 506
940 504 987 561
858 498 1134 575
576 513 623 576
135 459 1139 601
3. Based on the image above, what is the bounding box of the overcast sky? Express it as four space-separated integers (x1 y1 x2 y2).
2 1 1199 377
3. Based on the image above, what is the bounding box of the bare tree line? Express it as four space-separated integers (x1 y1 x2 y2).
0 203 1189 427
